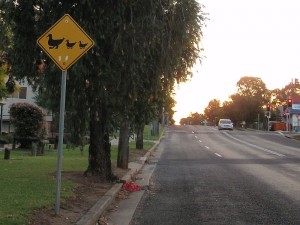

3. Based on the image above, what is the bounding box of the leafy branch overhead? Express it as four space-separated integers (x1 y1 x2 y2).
2 0 207 179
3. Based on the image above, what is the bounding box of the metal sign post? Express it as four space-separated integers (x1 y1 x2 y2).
37 14 94 215
55 70 67 214
286 113 290 132
265 111 270 131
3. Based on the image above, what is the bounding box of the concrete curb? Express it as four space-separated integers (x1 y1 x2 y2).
277 131 296 139
76 140 160 225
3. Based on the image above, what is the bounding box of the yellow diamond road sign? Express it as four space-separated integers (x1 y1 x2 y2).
37 14 94 71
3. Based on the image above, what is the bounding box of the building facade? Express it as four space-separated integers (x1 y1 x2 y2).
1 80 53 137
283 94 300 132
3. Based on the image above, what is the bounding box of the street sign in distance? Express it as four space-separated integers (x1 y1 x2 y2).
37 14 94 71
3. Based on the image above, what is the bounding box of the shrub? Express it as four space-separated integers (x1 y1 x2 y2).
0 135 11 144
10 102 45 147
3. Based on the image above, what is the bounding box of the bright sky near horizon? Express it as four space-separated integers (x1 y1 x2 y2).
173 0 300 124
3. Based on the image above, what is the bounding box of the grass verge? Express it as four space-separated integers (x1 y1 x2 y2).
0 140 158 225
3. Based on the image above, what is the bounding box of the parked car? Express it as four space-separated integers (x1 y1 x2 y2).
218 119 233 130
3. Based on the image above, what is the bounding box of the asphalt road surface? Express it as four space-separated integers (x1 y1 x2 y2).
131 125 300 225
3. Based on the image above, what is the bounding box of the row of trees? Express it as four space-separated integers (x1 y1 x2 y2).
0 1 207 180
180 76 300 126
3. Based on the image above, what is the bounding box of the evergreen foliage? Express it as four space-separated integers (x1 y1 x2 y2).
2 0 206 179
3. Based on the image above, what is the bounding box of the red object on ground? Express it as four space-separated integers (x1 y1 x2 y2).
122 181 141 192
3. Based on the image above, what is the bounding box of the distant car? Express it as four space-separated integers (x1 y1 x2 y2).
218 119 233 130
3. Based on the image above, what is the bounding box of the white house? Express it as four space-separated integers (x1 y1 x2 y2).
1 80 53 137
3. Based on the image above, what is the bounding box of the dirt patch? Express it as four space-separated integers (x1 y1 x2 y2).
29 148 148 225
292 135 300 141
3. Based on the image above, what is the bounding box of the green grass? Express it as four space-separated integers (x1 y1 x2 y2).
0 123 163 225
0 146 87 225
0 135 160 225
143 124 163 141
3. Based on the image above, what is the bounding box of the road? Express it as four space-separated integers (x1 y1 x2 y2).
131 125 300 225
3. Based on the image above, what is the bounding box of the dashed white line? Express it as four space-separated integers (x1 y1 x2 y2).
215 153 222 157
195 136 198 138
199 140 202 143
205 146 209 149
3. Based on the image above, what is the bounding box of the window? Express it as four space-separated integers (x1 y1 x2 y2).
19 87 27 99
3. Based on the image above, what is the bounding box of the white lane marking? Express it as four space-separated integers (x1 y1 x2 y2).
215 153 222 157
205 146 209 149
195 136 198 138
199 140 202 143
223 132 285 157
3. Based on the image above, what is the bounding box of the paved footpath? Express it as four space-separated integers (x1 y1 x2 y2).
76 139 162 225
106 141 164 225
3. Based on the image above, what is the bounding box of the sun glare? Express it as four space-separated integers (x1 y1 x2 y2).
173 0 300 125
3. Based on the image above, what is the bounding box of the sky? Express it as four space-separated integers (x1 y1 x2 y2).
173 0 300 124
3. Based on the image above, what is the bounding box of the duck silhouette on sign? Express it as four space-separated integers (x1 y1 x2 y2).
79 41 88 49
66 40 76 49
47 34 64 49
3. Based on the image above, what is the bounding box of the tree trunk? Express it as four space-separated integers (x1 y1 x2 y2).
136 122 145 150
84 119 115 180
151 120 159 136
117 115 130 169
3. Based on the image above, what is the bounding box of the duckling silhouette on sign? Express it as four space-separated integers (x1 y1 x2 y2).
79 41 88 49
66 40 76 49
47 34 64 49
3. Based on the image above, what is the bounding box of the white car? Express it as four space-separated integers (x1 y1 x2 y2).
218 119 233 130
